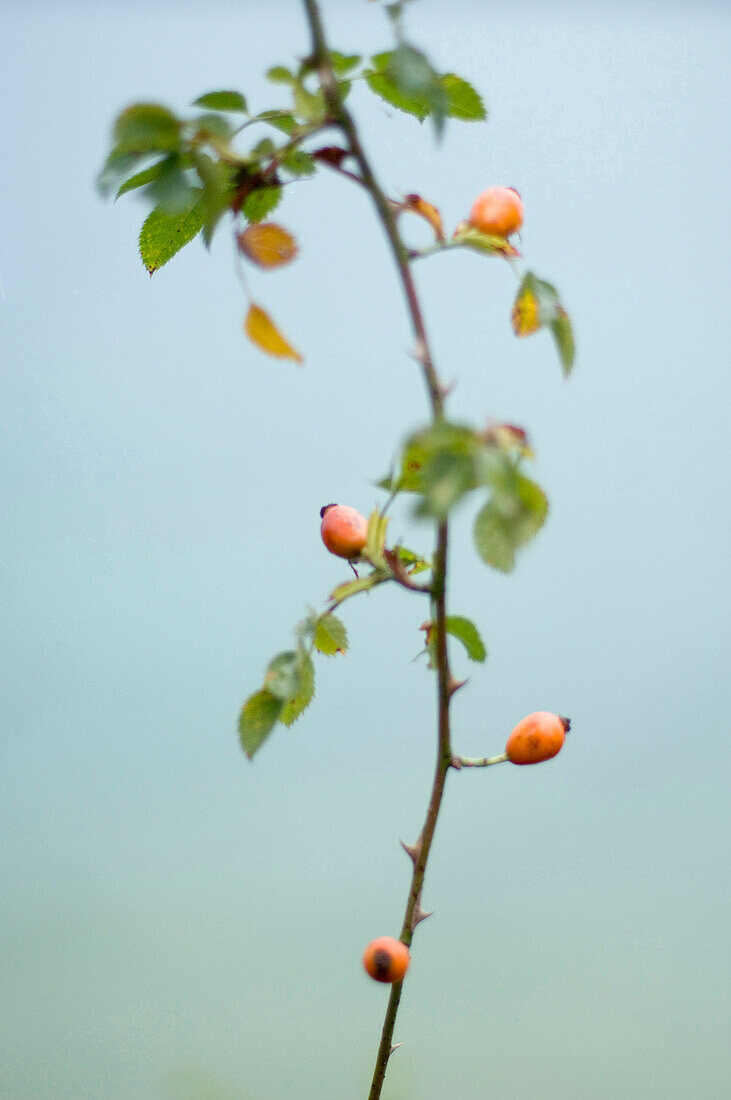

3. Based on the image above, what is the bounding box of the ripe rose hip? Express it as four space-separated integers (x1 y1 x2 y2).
505 711 570 765
320 503 368 559
469 186 524 238
363 936 411 984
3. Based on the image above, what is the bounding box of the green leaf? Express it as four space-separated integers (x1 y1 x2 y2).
416 450 475 519
473 475 549 572
551 308 575 377
367 46 449 135
97 146 150 198
444 616 487 662
398 422 485 517
452 223 520 259
114 158 169 200
192 152 237 248
242 186 283 223
364 510 389 568
512 271 575 376
264 651 302 701
144 155 198 212
393 546 431 575
314 614 349 656
279 651 315 727
282 149 315 177
258 111 297 135
113 103 180 153
442 74 487 121
192 113 235 140
138 196 205 274
238 689 283 758
330 571 385 602
266 66 295 84
328 51 362 75
293 85 327 123
193 90 248 112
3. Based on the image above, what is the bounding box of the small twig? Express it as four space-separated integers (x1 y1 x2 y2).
451 751 508 769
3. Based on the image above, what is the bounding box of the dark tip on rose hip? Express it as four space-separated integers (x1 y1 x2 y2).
320 503 337 518
560 716 571 734
373 949 392 980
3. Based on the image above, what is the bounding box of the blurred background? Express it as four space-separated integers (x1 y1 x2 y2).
1 1 729 1097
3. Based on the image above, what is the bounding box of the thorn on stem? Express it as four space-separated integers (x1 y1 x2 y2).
389 1042 403 1057
411 904 434 931
400 839 420 864
447 675 467 698
411 336 428 365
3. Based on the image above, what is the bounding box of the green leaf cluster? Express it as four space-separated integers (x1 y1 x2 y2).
238 611 350 758
365 49 486 135
385 421 548 572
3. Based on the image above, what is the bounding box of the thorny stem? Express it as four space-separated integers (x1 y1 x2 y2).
301 3 455 1098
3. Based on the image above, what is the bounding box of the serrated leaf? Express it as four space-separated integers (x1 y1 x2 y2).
138 196 205 274
193 90 248 113
442 74 487 121
244 304 303 363
279 652 315 727
452 222 520 259
263 651 302 701
328 51 362 75
113 103 180 153
282 149 315 177
192 152 237 248
97 147 149 198
444 616 487 662
144 155 197 212
394 546 431 575
551 308 575 376
242 186 283 223
366 71 421 119
314 614 348 656
238 689 283 758
330 572 384 602
114 159 168 200
238 223 299 268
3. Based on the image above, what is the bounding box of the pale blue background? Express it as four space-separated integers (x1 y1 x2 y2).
1 1 729 1097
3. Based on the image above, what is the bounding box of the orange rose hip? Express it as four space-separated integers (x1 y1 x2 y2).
469 186 523 238
363 937 411 984
320 503 368 559
505 711 570 765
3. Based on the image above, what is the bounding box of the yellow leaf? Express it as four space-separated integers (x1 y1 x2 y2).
244 304 303 363
452 221 521 259
238 222 299 268
511 284 541 337
401 193 445 241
